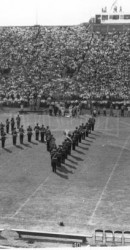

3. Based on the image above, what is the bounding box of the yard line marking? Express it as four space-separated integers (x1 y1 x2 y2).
116 117 119 138
95 117 100 130
11 175 51 218
105 116 108 132
120 120 130 127
89 135 130 225
96 117 108 133
107 142 130 151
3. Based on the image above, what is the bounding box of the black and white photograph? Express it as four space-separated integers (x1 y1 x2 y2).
0 0 130 248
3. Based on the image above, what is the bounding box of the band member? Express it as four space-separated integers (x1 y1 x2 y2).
34 123 40 141
6 119 10 134
1 132 6 148
51 150 57 173
57 146 62 167
12 128 17 146
0 122 4 135
16 114 21 129
27 125 33 142
40 125 45 142
19 125 24 144
11 118 15 132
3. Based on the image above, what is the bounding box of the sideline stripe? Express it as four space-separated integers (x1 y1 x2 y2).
89 135 130 224
120 120 130 127
11 175 51 218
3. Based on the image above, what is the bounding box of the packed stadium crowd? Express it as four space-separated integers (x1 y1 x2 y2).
0 24 129 106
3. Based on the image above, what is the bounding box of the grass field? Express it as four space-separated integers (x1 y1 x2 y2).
0 110 130 239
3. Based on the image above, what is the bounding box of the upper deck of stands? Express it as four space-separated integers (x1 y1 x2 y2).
92 23 130 33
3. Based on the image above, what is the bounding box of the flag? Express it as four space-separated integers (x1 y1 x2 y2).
66 135 72 142
110 0 117 11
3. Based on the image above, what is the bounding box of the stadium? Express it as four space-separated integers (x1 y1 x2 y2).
0 0 130 248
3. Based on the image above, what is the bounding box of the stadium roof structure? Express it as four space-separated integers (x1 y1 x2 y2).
91 0 130 26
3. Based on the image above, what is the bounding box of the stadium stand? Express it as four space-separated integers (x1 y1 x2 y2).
0 23 129 108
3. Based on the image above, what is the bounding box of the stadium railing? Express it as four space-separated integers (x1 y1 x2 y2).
124 231 130 245
104 230 114 244
114 230 123 245
94 229 104 244
94 229 130 245
7 229 89 245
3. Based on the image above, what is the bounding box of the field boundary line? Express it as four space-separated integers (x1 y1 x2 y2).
11 175 51 218
116 117 119 138
105 116 108 132
120 120 130 127
108 142 130 151
89 135 130 224
95 117 100 130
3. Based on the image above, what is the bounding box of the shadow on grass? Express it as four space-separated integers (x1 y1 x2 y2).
39 141 45 143
81 142 91 146
89 136 96 140
30 141 38 145
85 138 93 142
23 143 32 148
71 155 83 161
93 130 102 134
57 165 73 174
78 145 88 150
65 163 76 169
75 149 85 155
92 132 101 136
4 148 12 153
67 158 78 165
15 145 24 150
56 171 68 179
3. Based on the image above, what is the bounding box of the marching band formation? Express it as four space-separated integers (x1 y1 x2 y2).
0 114 96 173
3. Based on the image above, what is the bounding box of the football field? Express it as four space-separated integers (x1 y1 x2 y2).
0 112 130 237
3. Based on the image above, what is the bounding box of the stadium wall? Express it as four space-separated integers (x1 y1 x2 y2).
92 23 130 33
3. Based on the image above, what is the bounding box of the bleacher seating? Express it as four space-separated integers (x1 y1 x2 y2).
0 24 129 105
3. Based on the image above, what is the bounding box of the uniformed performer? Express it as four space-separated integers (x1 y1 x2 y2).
74 128 79 146
45 126 50 141
51 150 57 173
91 116 95 131
11 118 15 132
46 131 51 151
78 126 82 143
62 141 68 160
81 123 86 140
72 134 76 150
88 119 92 134
0 122 4 136
6 119 10 134
27 125 33 142
57 146 62 167
49 135 56 152
85 122 89 137
16 114 21 129
34 123 40 141
63 140 68 159
40 125 45 142
12 128 17 145
66 138 72 155
61 145 66 164
1 132 6 148
19 125 24 144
